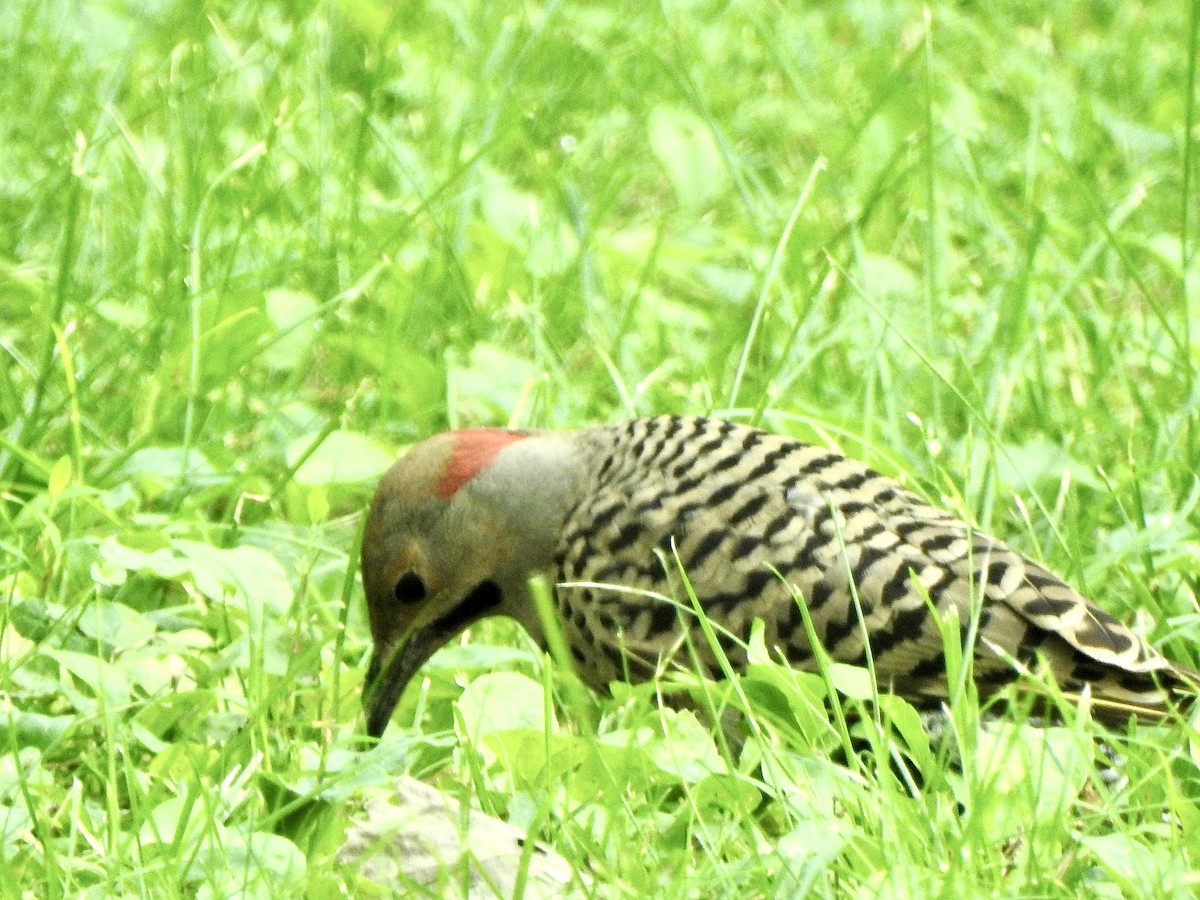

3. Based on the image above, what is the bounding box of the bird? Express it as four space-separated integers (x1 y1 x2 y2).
360 415 1197 738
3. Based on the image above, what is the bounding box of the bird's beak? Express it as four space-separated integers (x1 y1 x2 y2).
363 622 450 738
362 579 504 738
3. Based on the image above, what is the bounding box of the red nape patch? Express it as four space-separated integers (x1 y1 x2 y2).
436 429 529 499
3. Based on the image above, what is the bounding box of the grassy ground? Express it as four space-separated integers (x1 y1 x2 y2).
2 0 1199 896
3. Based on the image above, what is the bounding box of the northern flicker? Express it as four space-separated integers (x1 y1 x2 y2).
361 415 1197 738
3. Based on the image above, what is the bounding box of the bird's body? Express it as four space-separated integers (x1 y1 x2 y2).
362 416 1196 737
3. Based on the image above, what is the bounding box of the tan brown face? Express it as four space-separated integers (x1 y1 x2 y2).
359 430 533 738
362 525 507 738
361 509 511 736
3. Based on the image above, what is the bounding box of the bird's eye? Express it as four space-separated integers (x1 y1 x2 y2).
394 572 427 604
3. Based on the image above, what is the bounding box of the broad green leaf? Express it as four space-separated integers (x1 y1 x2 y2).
1078 832 1194 896
876 695 933 773
116 447 219 496
115 647 190 696
47 455 72 499
262 288 318 371
643 708 726 781
0 712 72 752
0 748 52 795
451 345 541 421
648 105 725 212
690 773 760 816
775 818 852 891
93 536 191 585
173 541 293 619
77 600 157 649
41 648 131 709
286 430 394 486
486 729 657 801
456 671 553 740
829 662 874 700
972 723 1092 839
191 830 306 892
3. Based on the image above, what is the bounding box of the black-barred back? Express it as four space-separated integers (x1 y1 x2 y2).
554 416 1190 720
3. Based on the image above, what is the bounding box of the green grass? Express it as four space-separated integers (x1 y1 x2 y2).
2 0 1199 895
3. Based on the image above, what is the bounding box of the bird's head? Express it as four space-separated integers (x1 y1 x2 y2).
360 427 584 737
